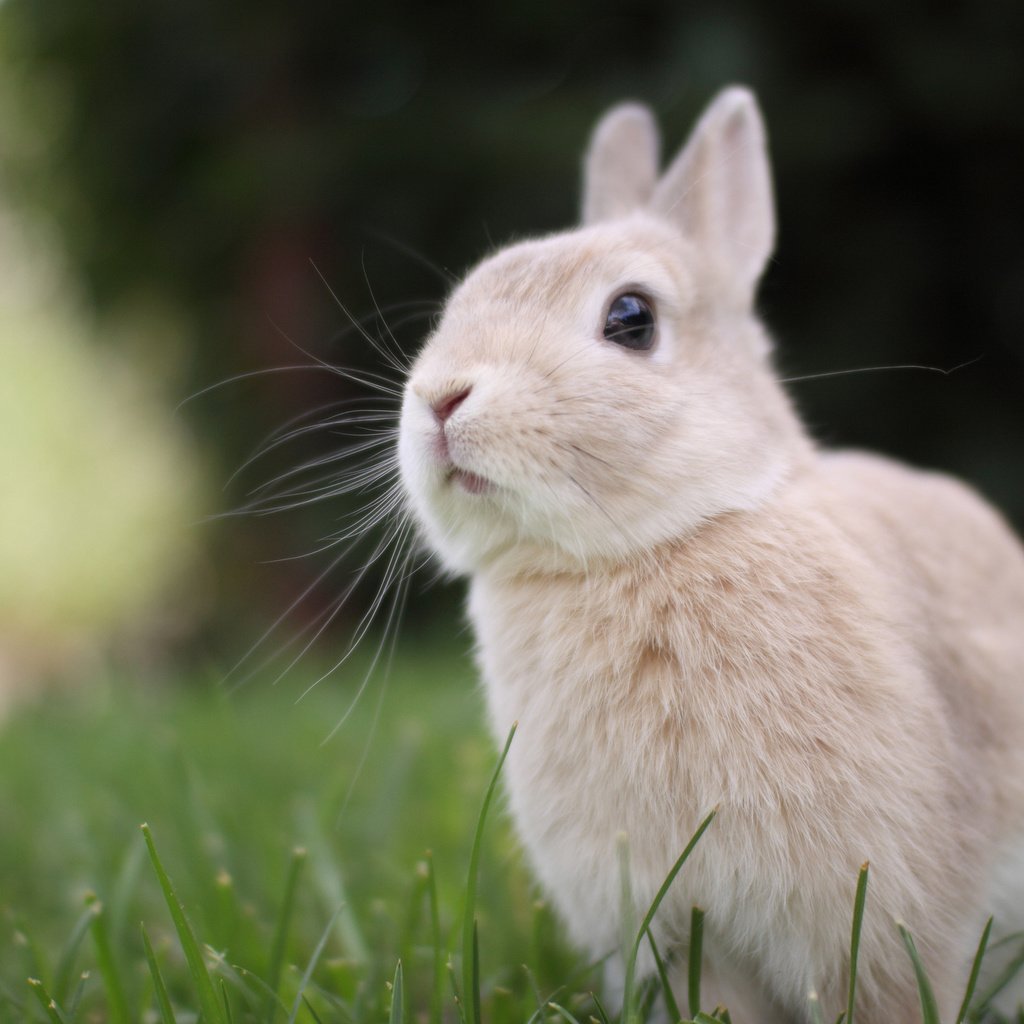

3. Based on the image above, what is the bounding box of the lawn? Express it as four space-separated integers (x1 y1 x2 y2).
0 645 1018 1024
0 644 582 1023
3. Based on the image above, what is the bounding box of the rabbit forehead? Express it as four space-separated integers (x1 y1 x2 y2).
444 217 694 333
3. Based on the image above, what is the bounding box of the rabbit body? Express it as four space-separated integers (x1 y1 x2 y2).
397 89 1024 1021
470 450 1024 1021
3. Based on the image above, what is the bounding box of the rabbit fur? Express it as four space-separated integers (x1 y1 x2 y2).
396 87 1024 1022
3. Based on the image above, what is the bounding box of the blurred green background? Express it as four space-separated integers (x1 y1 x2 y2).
1 0 1022 691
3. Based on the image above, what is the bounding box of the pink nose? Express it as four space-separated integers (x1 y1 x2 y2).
431 386 471 424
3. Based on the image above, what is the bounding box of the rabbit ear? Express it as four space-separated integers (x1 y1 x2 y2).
651 87 774 307
582 103 660 225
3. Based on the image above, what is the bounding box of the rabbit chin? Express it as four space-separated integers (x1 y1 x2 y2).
397 404 791 577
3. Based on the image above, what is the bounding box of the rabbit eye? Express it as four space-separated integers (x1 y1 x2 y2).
603 293 656 351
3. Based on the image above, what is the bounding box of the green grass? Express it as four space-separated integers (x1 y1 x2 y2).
0 645 1020 1023
0 646 578 1023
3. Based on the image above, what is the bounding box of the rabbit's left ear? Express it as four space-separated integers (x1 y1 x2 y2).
651 87 774 307
581 103 660 225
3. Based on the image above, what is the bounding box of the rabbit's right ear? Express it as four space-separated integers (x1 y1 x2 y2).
581 104 660 225
651 87 774 308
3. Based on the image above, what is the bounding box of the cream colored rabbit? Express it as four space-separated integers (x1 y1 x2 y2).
397 87 1024 1022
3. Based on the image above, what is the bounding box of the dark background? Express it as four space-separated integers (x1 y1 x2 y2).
3 0 1022 656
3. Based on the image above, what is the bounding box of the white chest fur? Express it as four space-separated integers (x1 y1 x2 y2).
465 501 982 1013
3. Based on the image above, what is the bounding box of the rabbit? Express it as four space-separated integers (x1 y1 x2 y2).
396 87 1024 1022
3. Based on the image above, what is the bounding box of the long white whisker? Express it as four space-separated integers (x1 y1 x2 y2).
365 227 458 286
269 517 411 690
177 363 368 412
244 433 398 501
360 249 415 372
310 259 410 378
779 357 981 385
230 406 399 488
299 516 416 707
222 537 364 686
321 526 417 747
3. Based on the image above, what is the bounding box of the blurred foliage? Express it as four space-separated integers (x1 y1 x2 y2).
0 201 203 700
1 0 1022 651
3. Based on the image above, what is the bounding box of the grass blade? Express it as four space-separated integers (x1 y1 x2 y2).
969 936 1024 1019
231 966 292 1019
635 811 716 955
618 834 640 1024
297 801 368 964
26 978 67 1024
64 970 90 1020
620 810 716 1024
389 961 404 1024
0 979 25 1013
808 990 826 1024
897 922 940 1024
287 907 341 1024
471 921 481 1024
547 1001 583 1024
141 924 178 1024
688 905 705 1018
12 919 49 986
623 808 716 1022
520 963 546 1024
646 929 682 1024
265 846 307 1021
636 968 661 1019
424 853 445 1024
956 916 991 1023
462 722 516 1024
51 904 98 1003
447 956 467 1024
589 992 611 1024
302 994 327 1024
109 834 148 949
846 863 869 1024
86 894 129 1024
221 978 233 1023
141 822 228 1024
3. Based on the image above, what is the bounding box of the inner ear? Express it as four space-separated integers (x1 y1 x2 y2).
582 103 660 225
650 87 775 307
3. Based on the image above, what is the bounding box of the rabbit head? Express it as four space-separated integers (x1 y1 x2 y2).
399 88 810 573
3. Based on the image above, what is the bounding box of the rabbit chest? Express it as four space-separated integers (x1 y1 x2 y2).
465 501 975 969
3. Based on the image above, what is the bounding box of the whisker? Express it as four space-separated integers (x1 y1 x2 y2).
565 471 620 535
177 363 368 412
558 439 615 470
361 249 415 372
243 433 398 502
779 357 981 385
267 313 408 399
321 525 419 747
245 455 398 510
269 517 412 690
230 411 399 490
222 536 366 688
541 343 598 381
365 227 458 286
258 488 405 564
298 516 417 708
310 259 410 378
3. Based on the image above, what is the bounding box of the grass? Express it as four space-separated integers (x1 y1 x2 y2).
0 645 581 1024
0 644 1020 1023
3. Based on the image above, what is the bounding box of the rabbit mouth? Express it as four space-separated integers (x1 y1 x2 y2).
446 466 494 496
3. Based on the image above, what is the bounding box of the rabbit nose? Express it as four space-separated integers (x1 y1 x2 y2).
431 386 471 424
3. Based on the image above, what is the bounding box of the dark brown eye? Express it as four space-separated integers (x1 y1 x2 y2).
603 293 656 351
